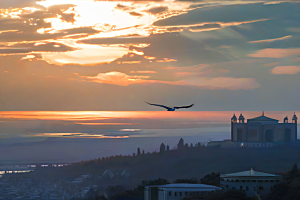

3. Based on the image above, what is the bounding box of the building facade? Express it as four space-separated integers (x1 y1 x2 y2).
144 183 222 200
220 169 281 197
231 112 297 145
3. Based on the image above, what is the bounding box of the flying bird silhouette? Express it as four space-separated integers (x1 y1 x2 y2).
145 102 194 111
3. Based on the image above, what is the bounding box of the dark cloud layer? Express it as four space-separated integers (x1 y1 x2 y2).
0 42 77 54
154 2 300 26
129 11 143 17
0 26 100 43
146 6 168 14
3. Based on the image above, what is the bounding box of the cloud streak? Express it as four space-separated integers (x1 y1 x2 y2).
248 48 300 58
271 66 300 74
82 71 260 90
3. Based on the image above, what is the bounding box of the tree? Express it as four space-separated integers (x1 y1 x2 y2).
200 172 221 187
148 178 170 186
178 138 184 149
291 163 298 175
184 143 189 148
85 187 96 200
137 148 141 156
166 145 170 151
106 185 125 199
190 143 193 148
174 178 198 184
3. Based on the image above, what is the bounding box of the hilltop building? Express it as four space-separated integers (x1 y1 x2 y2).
144 183 222 200
231 112 297 146
220 169 281 197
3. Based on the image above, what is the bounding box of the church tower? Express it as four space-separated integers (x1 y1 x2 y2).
284 116 288 123
292 112 298 141
239 113 245 123
231 114 237 141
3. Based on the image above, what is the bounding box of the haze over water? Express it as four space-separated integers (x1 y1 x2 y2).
0 111 299 164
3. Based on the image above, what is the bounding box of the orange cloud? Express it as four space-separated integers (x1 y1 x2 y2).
122 61 141 64
131 71 157 74
75 123 138 125
248 35 292 43
248 48 300 58
175 72 194 76
144 56 156 60
156 58 177 62
82 71 149 86
183 77 260 90
263 62 280 67
271 66 300 74
82 71 259 90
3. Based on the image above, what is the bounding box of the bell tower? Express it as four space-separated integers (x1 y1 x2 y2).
284 116 288 123
231 114 237 141
292 112 298 141
239 113 245 123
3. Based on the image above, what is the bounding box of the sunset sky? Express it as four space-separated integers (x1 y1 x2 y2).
0 0 299 140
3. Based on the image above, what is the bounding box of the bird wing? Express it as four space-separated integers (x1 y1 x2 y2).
174 104 194 109
145 102 172 110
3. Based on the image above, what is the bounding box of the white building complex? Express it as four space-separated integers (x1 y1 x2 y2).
220 169 281 197
144 183 222 200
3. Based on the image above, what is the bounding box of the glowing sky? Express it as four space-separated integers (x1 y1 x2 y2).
0 0 300 112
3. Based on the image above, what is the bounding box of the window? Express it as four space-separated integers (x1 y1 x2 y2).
253 186 256 191
232 187 236 190
253 180 256 182
246 186 249 191
240 186 243 190
169 191 172 196
276 180 279 182
270 180 274 182
179 192 182 196
242 180 245 182
226 185 228 189
265 180 268 182
174 192 177 196
235 180 239 182
259 186 263 191
258 180 263 182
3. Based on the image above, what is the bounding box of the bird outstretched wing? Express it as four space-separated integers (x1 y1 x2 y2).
145 102 172 110
174 104 194 109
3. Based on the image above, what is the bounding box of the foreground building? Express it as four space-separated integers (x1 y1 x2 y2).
144 183 222 200
231 112 297 146
220 169 281 197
